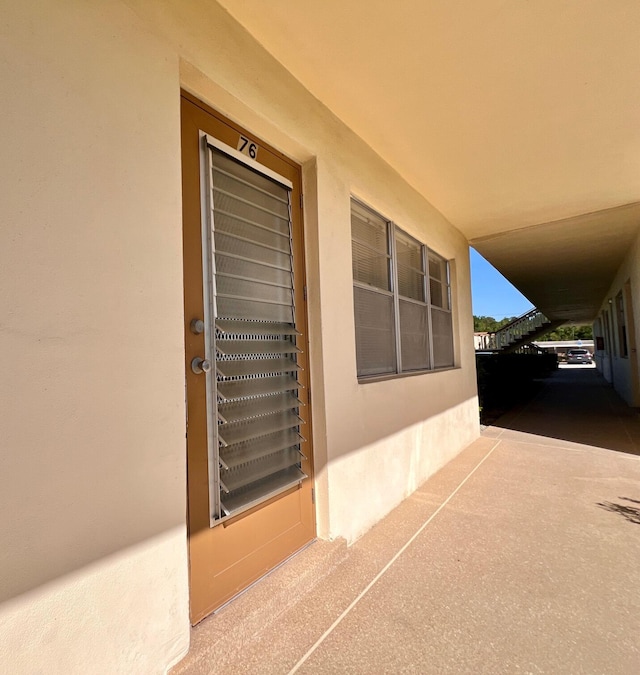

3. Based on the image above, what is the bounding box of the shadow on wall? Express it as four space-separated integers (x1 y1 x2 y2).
2 391 480 608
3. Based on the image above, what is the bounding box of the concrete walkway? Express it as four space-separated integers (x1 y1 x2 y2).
174 366 640 674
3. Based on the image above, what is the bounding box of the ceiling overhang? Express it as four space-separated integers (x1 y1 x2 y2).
471 202 640 322
217 0 640 322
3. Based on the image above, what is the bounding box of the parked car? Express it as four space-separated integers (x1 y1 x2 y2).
566 348 592 365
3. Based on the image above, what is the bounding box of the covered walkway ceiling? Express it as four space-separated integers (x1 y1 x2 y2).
218 0 640 322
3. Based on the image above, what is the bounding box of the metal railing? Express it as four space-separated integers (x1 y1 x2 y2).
493 308 551 351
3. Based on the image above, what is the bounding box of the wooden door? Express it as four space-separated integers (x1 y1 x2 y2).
181 93 315 623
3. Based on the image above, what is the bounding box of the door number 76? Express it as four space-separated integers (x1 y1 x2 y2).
237 135 258 160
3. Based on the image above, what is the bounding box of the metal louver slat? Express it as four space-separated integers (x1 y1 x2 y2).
221 466 307 517
210 147 291 198
218 392 301 423
219 428 304 468
213 207 289 238
215 318 300 336
216 274 293 306
216 339 300 356
217 296 294 323
216 374 301 401
212 186 290 224
213 211 291 251
221 448 303 493
216 356 300 379
214 231 292 271
218 410 302 447
215 253 293 287
212 164 289 207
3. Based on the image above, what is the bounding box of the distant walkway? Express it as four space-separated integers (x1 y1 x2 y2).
175 366 640 674
487 363 640 456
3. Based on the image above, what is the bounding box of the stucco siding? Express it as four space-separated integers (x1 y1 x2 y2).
0 1 479 671
0 1 190 672
596 230 640 406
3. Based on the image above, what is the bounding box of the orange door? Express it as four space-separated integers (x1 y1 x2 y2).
181 93 315 623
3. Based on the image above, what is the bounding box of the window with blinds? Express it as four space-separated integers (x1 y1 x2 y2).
429 252 454 368
351 198 455 378
351 201 395 376
203 139 306 524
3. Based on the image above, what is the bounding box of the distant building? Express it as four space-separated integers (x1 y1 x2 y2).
474 332 494 350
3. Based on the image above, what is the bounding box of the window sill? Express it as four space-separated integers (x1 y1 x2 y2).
357 365 460 385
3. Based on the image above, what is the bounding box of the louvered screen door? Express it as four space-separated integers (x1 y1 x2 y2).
204 138 307 523
181 94 315 623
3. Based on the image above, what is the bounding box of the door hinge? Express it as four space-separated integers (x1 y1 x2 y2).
307 388 311 406
300 193 304 210
311 487 315 504
303 285 307 301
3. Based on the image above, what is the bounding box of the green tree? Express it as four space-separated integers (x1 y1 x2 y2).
541 325 593 341
473 315 517 332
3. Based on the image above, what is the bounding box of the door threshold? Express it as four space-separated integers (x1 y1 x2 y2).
172 537 347 673
213 538 316 615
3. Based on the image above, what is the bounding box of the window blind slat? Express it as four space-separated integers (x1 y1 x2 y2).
353 286 396 376
399 300 430 371
395 231 423 270
352 240 390 290
397 264 425 301
431 307 454 368
351 202 389 251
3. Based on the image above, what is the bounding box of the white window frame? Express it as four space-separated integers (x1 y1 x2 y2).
351 198 455 380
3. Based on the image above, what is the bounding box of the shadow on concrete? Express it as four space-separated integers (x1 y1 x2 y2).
489 366 640 456
597 497 640 525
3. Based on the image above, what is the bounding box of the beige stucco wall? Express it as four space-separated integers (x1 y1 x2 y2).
312 157 478 542
0 0 478 671
164 0 480 544
0 1 190 672
596 230 640 406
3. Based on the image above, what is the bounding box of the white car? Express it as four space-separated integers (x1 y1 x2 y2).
566 348 592 365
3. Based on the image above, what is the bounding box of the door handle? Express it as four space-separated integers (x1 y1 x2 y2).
191 357 212 375
190 318 205 334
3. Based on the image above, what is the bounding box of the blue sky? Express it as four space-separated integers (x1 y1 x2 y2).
469 248 533 320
